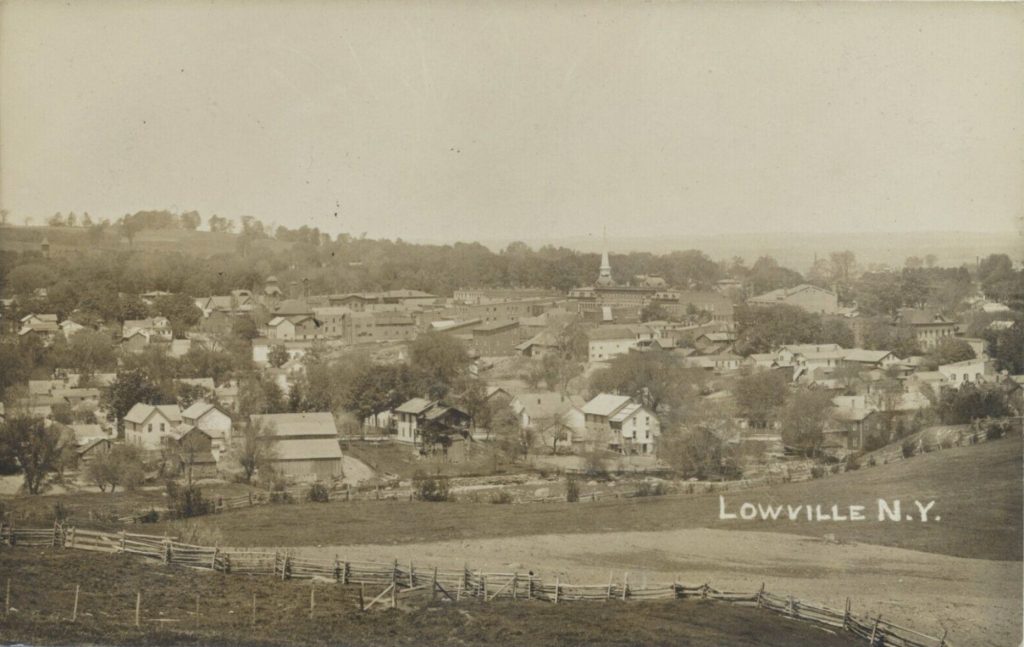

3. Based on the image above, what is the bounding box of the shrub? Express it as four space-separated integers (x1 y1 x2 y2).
565 475 580 503
844 456 860 472
166 481 213 518
636 481 667 497
901 439 916 459
489 490 513 504
985 422 1007 441
306 482 330 503
414 473 451 502
939 438 954 450
137 508 159 523
53 501 69 523
867 456 877 467
810 465 825 479
168 520 224 546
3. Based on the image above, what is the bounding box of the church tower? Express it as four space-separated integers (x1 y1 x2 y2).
595 230 614 287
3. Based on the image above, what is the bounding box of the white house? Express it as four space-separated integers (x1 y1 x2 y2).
122 317 172 341
581 394 660 455
938 358 995 387
124 403 182 450
587 325 654 363
180 401 233 449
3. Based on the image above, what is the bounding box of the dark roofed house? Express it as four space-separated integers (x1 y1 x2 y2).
394 398 471 454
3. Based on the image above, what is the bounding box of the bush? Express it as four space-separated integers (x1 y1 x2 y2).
306 482 330 503
844 456 860 472
137 508 159 523
901 439 916 459
986 422 1007 441
489 490 513 504
565 475 580 503
636 481 667 497
867 456 877 467
414 473 451 502
939 439 954 450
166 481 213 518
810 465 825 479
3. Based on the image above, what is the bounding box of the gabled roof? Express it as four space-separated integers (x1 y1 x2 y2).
272 437 343 461
124 403 182 425
588 325 638 341
176 377 215 391
517 392 584 422
843 349 894 363
250 412 339 438
608 402 644 424
181 400 228 421
395 398 435 415
896 308 955 326
581 393 632 417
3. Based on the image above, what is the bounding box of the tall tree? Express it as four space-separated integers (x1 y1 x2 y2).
778 389 833 457
0 414 65 494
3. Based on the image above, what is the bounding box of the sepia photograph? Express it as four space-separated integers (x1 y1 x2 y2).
0 1 1022 646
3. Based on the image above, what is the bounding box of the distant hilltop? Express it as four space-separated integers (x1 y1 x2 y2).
468 230 1022 272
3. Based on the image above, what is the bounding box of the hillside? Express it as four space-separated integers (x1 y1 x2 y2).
153 434 1022 561
0 549 860 647
0 225 294 257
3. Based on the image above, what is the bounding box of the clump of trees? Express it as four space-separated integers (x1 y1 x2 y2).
85 444 146 493
0 414 66 494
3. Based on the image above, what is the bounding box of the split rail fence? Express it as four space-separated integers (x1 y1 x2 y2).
1 522 950 647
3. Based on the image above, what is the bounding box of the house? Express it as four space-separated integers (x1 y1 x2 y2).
685 353 743 372
68 423 110 444
180 401 233 449
60 319 86 339
514 330 560 358
122 317 172 341
587 325 654 363
823 408 884 451
510 392 585 439
121 330 152 353
75 438 113 465
581 394 660 454
745 353 779 369
842 349 898 369
123 403 182 450
249 412 343 481
694 332 736 355
215 381 240 412
266 315 320 341
894 308 957 350
393 398 472 447
170 427 219 479
937 358 995 387
748 284 839 314
18 313 60 342
484 386 515 409
311 306 351 338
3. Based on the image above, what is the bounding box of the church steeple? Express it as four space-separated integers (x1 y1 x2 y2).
596 228 614 287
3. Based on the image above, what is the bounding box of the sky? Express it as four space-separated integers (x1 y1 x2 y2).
1 1 1022 244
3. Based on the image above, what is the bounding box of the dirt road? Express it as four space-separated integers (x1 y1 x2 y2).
301 528 1021 647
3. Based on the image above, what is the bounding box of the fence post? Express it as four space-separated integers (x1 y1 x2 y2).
69 526 76 549
842 598 850 629
211 547 219 571
251 594 256 627
938 628 947 647
408 560 414 588
869 616 881 644
606 572 613 600
431 567 438 600
135 591 141 628
787 595 795 617
621 572 629 601
482 573 487 601
72 584 80 622
309 585 315 620
554 576 559 604
120 530 126 554
343 561 350 585
756 583 765 608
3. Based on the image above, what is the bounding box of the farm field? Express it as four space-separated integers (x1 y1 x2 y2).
0 549 862 647
153 435 1023 562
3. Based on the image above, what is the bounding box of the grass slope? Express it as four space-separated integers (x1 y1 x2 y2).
163 435 1022 561
0 549 860 647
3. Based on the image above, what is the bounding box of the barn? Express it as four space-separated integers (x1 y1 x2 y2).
250 412 344 481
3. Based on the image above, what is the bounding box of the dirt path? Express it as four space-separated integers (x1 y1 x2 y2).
300 528 1021 647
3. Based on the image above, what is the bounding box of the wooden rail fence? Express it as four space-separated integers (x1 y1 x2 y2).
1 522 950 647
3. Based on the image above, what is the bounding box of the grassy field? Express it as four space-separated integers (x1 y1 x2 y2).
151 434 1022 561
0 549 861 647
